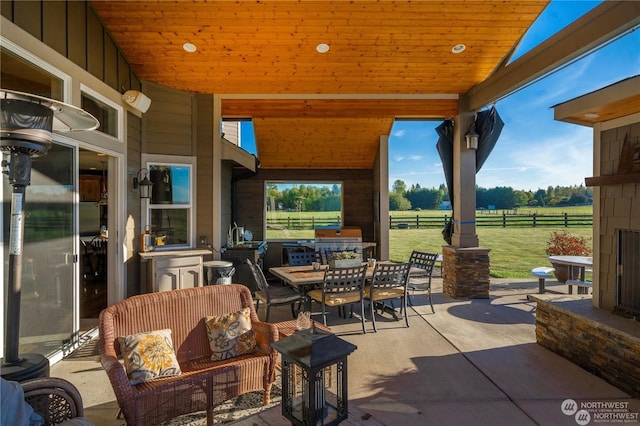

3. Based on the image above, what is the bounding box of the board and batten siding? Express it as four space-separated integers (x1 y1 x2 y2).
142 82 196 156
1 0 141 94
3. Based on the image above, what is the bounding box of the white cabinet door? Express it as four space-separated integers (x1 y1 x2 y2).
151 256 203 292
179 266 201 289
155 267 180 292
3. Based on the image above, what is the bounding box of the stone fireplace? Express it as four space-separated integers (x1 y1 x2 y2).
616 229 640 318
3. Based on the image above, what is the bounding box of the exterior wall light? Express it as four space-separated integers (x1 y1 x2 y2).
133 168 153 199
465 119 479 150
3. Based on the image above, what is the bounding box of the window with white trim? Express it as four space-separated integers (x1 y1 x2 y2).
142 155 196 249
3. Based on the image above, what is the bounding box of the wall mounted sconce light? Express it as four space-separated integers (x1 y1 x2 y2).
465 116 479 150
133 168 153 199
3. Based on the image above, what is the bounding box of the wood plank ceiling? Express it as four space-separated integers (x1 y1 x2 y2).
91 0 549 169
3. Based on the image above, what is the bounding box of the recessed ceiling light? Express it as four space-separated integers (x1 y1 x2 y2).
584 113 599 119
316 43 330 54
183 42 197 53
451 44 466 54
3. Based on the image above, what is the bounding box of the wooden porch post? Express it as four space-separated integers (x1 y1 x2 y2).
443 96 490 298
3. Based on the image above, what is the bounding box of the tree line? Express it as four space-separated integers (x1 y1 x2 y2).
389 180 593 211
266 183 341 212
264 181 593 212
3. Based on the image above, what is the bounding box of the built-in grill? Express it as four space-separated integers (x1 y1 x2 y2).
616 229 640 317
314 227 363 263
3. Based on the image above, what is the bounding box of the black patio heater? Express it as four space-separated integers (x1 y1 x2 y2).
272 324 357 425
0 89 98 381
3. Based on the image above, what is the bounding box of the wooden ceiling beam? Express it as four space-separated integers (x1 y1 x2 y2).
468 1 640 110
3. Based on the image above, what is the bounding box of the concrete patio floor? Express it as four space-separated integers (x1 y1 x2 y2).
51 277 640 425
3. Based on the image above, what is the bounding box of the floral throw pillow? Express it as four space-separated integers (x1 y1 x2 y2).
118 329 182 385
204 307 257 361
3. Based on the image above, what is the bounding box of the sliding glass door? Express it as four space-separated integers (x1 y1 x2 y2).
2 142 77 357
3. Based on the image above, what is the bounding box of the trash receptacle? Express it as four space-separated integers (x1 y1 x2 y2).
203 260 235 285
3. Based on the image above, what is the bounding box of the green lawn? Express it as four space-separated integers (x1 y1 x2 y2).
267 207 594 278
389 226 592 278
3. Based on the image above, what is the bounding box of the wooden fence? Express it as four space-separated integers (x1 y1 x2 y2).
266 213 592 230
267 216 342 229
389 213 592 229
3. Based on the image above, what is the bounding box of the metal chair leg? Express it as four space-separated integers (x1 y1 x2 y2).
427 289 434 313
403 295 409 327
322 301 328 326
370 300 378 332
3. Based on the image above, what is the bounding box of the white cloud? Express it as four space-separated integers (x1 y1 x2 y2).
393 156 405 162
478 127 592 190
392 129 407 138
409 155 422 161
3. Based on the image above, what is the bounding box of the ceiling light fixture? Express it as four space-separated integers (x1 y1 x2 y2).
451 44 466 54
183 42 197 53
316 43 330 54
584 113 599 119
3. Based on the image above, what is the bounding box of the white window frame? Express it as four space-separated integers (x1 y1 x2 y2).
80 84 124 141
141 154 197 249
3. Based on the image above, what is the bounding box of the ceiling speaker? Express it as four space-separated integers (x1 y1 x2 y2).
122 90 151 113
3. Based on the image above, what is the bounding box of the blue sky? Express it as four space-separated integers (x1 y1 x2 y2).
241 1 639 192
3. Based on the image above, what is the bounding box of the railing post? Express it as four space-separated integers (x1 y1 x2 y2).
416 215 420 229
502 212 506 228
564 212 568 227
389 215 392 228
533 213 537 228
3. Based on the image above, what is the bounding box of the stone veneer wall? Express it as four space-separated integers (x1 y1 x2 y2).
535 297 640 398
442 246 490 298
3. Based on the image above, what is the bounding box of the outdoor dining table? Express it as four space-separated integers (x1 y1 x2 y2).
548 255 593 294
269 262 421 313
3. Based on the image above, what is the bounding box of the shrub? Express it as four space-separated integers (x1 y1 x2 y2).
330 251 359 260
545 230 591 256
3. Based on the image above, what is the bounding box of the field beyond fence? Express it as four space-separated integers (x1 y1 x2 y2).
266 208 593 230
266 207 593 279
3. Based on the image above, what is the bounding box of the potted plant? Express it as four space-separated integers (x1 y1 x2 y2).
545 230 591 283
329 251 362 268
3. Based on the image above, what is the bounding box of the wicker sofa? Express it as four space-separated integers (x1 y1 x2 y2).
99 284 278 426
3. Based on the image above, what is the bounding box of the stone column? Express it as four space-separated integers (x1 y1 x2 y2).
442 246 490 298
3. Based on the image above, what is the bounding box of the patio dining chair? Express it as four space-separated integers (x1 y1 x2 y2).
307 264 368 333
288 250 321 266
246 259 305 322
364 262 411 332
408 250 439 313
